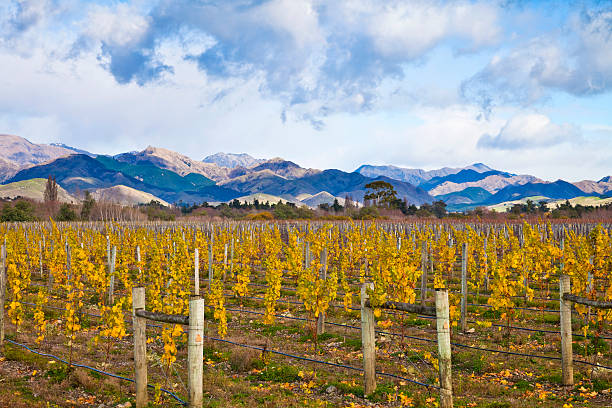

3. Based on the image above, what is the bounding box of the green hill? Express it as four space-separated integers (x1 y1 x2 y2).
0 178 77 203
95 156 214 191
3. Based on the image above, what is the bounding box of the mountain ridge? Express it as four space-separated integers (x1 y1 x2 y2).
0 134 608 211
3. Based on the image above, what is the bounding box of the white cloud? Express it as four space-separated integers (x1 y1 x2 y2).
462 8 612 112
84 4 151 48
478 113 580 150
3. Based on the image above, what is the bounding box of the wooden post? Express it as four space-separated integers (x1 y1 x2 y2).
461 242 468 332
0 244 6 348
136 246 142 279
560 274 574 386
194 248 199 296
223 243 228 282
39 241 43 278
436 289 453 408
420 242 427 305
108 246 116 305
208 243 213 290
230 238 234 277
317 248 327 335
483 238 489 292
132 287 148 407
360 283 376 395
47 240 54 292
188 295 204 407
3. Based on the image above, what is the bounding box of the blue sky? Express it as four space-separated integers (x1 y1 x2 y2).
0 0 610 181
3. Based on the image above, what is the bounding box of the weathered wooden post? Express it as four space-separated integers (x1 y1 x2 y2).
223 243 228 281
132 287 148 407
47 240 54 292
0 243 6 348
420 242 427 305
188 295 204 407
208 243 213 290
560 274 574 386
317 248 327 335
483 238 489 292
436 288 453 408
39 240 43 278
360 282 376 395
194 248 199 296
461 242 468 332
108 246 116 305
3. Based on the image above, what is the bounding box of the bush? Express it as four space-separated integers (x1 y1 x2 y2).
353 206 379 220
1 200 37 222
247 211 274 220
56 203 77 221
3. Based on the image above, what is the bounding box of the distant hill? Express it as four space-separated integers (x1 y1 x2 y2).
428 173 540 196
0 178 77 203
49 143 95 157
434 187 492 211
3 135 610 210
355 163 492 185
96 155 215 191
419 169 508 191
203 152 265 169
116 146 230 182
573 177 612 195
91 185 170 207
0 134 76 181
300 191 341 207
6 154 241 204
483 180 587 205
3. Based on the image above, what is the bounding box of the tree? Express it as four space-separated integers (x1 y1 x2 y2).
364 181 398 207
332 198 343 212
432 200 447 218
80 191 96 220
56 203 77 221
44 175 58 215
44 175 58 202
1 200 36 222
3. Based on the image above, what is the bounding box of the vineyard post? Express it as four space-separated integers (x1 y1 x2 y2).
461 242 468 332
136 246 142 280
420 242 427 305
108 246 116 305
188 295 204 407
132 287 148 407
39 240 43 278
0 243 6 348
208 243 213 290
435 288 453 408
194 248 199 296
559 274 574 386
230 238 234 276
223 243 228 281
47 240 54 291
360 282 376 395
483 238 489 292
317 248 327 335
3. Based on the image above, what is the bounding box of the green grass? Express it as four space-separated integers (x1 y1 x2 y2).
248 364 301 383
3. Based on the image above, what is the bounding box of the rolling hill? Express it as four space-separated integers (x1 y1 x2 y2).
0 178 77 203
91 185 170 207
482 180 588 205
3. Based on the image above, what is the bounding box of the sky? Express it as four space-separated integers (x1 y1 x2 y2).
0 0 611 182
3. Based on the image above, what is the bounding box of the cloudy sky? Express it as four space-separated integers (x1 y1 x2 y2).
1 0 611 181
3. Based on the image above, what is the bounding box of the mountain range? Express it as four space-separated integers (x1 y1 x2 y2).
0 134 610 212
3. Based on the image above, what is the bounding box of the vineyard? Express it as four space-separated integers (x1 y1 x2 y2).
0 220 611 408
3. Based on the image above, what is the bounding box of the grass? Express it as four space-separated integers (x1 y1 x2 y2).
248 364 301 383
